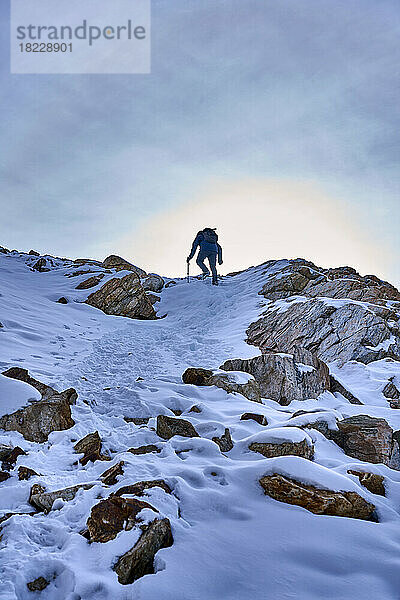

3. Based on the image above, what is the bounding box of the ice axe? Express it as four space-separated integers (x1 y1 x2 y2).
186 259 190 283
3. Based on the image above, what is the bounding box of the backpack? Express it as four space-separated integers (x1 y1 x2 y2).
202 228 218 243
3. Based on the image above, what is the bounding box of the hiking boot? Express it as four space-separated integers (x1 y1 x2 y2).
212 279 219 286
200 272 210 280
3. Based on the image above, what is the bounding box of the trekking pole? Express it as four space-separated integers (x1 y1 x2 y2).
187 261 190 283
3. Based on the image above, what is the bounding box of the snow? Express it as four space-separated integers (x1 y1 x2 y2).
1 252 400 599
0 375 41 416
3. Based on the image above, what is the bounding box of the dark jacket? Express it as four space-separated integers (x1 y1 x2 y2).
188 231 223 262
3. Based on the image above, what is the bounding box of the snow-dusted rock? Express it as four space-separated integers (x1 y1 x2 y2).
347 470 385 496
259 474 376 520
74 431 109 465
75 274 105 289
114 518 173 584
156 415 199 440
221 348 329 405
102 255 147 277
87 496 157 543
182 367 262 403
85 273 156 320
248 428 314 460
114 479 172 498
30 482 95 512
212 428 234 452
142 273 164 293
100 461 125 486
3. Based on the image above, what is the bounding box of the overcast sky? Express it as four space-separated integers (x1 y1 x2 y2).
0 0 399 284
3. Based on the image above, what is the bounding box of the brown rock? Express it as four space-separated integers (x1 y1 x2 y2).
74 431 109 465
250 438 314 460
212 428 234 452
189 405 202 413
259 474 376 520
86 273 156 320
28 250 40 256
27 577 50 592
0 444 14 461
100 461 125 486
2 446 26 470
75 274 104 290
182 368 214 386
57 297 68 304
156 415 199 440
0 246 10 254
102 255 147 277
114 480 172 498
128 445 161 455
32 258 50 272
347 470 385 496
2 367 77 404
114 518 173 584
182 367 263 404
241 413 267 425
87 496 157 543
18 466 39 480
383 379 400 400
141 274 164 293
124 417 150 425
0 471 10 482
329 376 362 405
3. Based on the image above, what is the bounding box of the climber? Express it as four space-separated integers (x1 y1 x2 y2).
187 228 223 286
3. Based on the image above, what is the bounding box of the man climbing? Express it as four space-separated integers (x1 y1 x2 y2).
187 227 223 286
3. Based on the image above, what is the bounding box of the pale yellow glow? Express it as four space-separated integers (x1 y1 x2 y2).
118 178 392 281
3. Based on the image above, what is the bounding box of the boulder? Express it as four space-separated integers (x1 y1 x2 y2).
347 470 385 496
74 432 109 465
18 466 39 480
28 250 40 256
87 496 157 543
212 428 234 452
182 367 262 404
0 471 10 482
114 480 172 498
240 413 267 425
156 415 199 440
2 367 77 404
259 474 376 520
1 446 26 470
102 255 147 277
128 445 161 455
247 299 400 365
32 258 50 272
124 416 150 425
85 273 156 320
114 518 173 584
329 376 362 405
221 348 329 405
57 297 68 304
100 461 125 486
0 246 10 254
27 577 50 592
75 274 104 290
142 274 164 293
250 434 314 460
383 379 400 406
0 444 14 461
30 482 95 512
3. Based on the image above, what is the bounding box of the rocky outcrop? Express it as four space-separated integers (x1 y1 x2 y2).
142 274 164 293
102 255 147 277
74 432 109 465
128 445 161 455
1 446 26 470
0 471 10 482
85 273 156 320
383 378 400 408
30 483 94 512
87 496 157 542
347 470 385 496
156 415 199 440
240 413 267 425
114 480 172 498
247 299 400 365
2 367 77 404
27 577 50 592
250 436 314 460
182 367 262 403
0 246 10 254
114 518 173 584
329 376 362 405
32 258 50 272
221 348 329 405
259 474 376 520
75 275 104 290
212 428 234 452
18 466 39 480
100 462 125 486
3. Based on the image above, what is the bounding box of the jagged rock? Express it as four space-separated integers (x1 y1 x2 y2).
114 518 173 584
74 258 103 267
383 379 400 401
249 429 314 460
28 250 40 256
74 431 109 465
2 446 27 471
247 299 400 365
182 367 262 403
27 577 50 592
189 405 202 413
114 480 172 497
146 293 161 305
259 474 376 520
30 483 95 512
2 367 77 404
75 274 104 290
347 470 385 496
329 376 362 405
85 273 156 320
241 413 267 425
0 246 10 254
102 255 147 277
221 348 329 405
57 297 68 304
212 428 234 452
0 444 14 461
0 471 10 482
32 258 50 272
128 445 161 455
87 496 157 543
156 415 199 440
321 415 400 468
142 274 164 293
124 417 150 425
29 483 46 504
0 397 74 443
100 461 125 486
18 466 39 480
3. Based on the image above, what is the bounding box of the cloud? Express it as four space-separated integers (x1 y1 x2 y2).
119 177 396 284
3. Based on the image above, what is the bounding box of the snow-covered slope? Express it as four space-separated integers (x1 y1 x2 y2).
1 250 400 599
